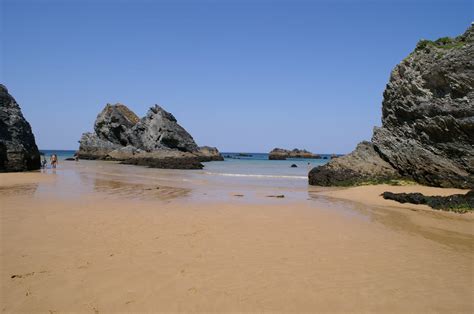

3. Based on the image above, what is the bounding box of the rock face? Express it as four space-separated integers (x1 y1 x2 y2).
94 103 139 146
269 148 321 160
128 105 199 152
78 103 222 169
0 85 41 172
78 132 122 160
309 25 474 188
308 142 401 186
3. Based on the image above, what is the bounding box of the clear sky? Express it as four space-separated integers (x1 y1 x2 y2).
1 0 472 153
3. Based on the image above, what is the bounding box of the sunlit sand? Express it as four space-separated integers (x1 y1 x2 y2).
1 161 472 312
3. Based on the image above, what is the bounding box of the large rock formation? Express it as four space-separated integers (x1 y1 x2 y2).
78 103 222 169
269 148 321 160
310 25 474 188
0 85 41 172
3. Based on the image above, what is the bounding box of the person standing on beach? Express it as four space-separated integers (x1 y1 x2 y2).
50 154 58 169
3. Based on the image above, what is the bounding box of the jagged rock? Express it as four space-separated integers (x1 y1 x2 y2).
77 132 121 160
309 142 401 186
94 103 139 146
196 146 224 161
269 148 321 160
372 26 474 188
309 25 474 188
128 105 199 152
78 103 221 169
0 85 40 171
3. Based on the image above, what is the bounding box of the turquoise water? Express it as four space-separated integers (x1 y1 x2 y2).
39 150 331 178
40 150 76 159
204 152 330 179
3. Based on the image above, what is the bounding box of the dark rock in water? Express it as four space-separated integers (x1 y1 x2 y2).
122 157 203 169
269 148 321 160
310 25 474 188
196 146 224 161
237 153 252 157
105 145 142 161
266 195 285 198
120 150 203 169
382 190 474 213
268 149 287 160
309 142 401 186
78 103 222 169
94 103 139 146
0 84 40 171
291 164 298 168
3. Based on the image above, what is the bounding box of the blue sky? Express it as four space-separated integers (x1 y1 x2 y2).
1 0 472 153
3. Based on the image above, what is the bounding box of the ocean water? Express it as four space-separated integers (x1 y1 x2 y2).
205 152 331 179
40 149 76 159
39 150 331 180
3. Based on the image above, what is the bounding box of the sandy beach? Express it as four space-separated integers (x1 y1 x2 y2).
0 161 472 313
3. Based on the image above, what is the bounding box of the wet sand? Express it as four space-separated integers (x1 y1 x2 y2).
1 161 473 312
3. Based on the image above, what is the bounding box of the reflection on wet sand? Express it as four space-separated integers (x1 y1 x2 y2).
0 183 39 197
308 190 474 252
91 177 191 201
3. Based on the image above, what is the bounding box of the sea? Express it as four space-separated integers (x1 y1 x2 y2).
40 150 332 180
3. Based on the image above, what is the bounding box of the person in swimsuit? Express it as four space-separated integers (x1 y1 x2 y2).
50 154 58 169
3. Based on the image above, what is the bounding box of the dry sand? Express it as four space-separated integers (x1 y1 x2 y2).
0 164 473 313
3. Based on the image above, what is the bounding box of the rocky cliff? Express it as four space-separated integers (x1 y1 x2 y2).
269 148 321 160
0 85 41 172
310 25 474 188
78 103 222 168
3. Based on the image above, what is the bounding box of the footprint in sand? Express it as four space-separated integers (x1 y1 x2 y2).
77 262 91 269
11 271 49 280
